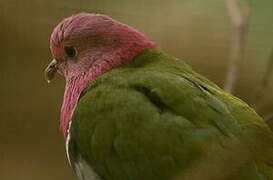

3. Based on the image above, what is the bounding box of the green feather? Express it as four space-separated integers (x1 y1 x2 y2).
70 47 273 180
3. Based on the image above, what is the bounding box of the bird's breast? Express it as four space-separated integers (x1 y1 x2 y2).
73 155 101 180
66 119 101 180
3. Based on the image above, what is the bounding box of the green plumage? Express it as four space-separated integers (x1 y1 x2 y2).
70 47 273 180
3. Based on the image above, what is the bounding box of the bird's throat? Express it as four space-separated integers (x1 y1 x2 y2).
60 74 90 138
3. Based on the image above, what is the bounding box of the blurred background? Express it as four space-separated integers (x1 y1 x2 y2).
0 0 272 179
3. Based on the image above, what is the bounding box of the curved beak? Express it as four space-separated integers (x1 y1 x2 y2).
44 59 58 83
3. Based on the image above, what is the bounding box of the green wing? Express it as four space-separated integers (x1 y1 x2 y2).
70 48 273 180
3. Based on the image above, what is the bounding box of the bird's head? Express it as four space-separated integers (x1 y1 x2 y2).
45 13 156 82
45 13 156 137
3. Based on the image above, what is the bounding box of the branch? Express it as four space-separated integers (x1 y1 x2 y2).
254 46 273 110
263 112 273 131
264 113 273 122
224 0 251 94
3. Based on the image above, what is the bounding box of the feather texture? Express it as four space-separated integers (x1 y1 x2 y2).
67 47 273 180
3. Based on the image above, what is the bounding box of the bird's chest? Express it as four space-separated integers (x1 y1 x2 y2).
66 125 101 180
72 154 101 180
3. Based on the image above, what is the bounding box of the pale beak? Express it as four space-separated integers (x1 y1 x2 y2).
44 59 58 83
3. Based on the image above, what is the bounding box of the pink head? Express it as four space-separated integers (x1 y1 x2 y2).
46 13 156 137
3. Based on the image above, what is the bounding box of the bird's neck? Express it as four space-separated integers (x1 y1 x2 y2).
60 41 156 138
60 74 88 138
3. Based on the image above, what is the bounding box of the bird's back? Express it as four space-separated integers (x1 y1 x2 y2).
69 47 273 180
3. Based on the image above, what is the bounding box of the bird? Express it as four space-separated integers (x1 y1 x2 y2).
45 13 273 180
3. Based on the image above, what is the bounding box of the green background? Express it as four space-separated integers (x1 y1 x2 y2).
0 0 272 179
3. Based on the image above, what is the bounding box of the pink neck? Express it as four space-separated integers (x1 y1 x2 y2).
60 41 156 138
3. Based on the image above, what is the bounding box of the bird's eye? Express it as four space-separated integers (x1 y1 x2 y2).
64 46 77 58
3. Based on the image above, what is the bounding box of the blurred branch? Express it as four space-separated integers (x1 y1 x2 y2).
264 113 273 122
264 112 273 131
254 46 273 110
224 0 251 93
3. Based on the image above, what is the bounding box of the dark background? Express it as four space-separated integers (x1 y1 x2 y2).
1 0 273 179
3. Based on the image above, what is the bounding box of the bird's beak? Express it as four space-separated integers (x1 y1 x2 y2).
44 59 58 83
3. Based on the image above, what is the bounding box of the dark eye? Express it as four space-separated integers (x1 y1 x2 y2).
64 46 77 58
